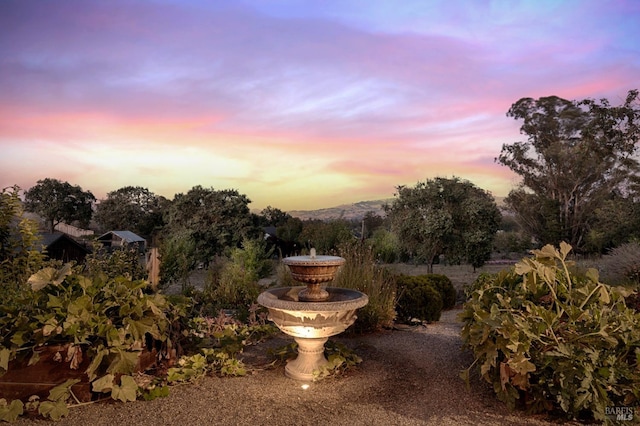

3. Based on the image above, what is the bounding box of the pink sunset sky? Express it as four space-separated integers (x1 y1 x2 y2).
1 0 638 211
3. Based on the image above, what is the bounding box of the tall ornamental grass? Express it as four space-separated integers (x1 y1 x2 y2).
334 241 397 333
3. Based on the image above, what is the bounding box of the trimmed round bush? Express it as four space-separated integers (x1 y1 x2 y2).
396 275 443 323
424 274 456 309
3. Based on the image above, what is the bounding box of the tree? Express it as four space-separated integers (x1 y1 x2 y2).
298 219 354 254
497 90 640 251
259 206 292 227
361 211 385 239
584 191 640 253
94 186 167 239
385 177 501 272
163 186 260 266
23 178 95 233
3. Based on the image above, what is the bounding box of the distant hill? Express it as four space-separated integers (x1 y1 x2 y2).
287 195 506 221
288 199 392 221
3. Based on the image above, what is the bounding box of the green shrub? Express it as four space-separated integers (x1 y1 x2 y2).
460 243 640 422
0 186 46 292
370 228 400 263
424 274 457 309
0 264 181 406
395 275 443 323
196 238 272 318
158 231 197 288
84 241 146 281
334 241 397 332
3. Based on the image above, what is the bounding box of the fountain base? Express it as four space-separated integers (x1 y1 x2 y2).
285 337 328 381
257 286 368 381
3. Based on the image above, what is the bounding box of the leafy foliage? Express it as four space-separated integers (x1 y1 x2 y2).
460 243 640 422
497 90 640 251
83 240 146 281
166 308 277 383
158 231 197 287
312 340 363 380
0 264 178 401
258 206 293 227
585 194 640 253
0 186 46 292
192 239 273 318
0 379 80 422
385 177 501 272
369 228 400 263
23 178 95 233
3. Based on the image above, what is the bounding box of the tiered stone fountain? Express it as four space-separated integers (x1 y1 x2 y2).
257 249 368 381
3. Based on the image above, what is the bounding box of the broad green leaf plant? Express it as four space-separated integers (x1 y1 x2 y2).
460 242 640 422
0 264 178 419
1 260 279 422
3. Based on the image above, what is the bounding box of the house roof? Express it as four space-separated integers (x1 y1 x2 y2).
97 230 146 243
41 232 66 247
39 232 91 253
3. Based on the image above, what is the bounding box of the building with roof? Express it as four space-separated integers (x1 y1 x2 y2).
96 230 147 253
40 232 91 263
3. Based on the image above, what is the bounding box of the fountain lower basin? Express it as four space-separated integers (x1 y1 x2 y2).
257 286 368 381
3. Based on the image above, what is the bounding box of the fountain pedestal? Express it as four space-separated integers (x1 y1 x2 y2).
285 337 328 380
257 252 368 381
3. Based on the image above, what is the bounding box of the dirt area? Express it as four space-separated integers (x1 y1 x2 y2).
15 309 574 426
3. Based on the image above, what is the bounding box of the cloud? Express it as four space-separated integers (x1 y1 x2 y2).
0 0 638 210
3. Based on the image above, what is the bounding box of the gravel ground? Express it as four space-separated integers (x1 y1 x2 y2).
14 309 582 426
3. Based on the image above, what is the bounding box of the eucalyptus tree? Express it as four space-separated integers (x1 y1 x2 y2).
385 177 501 272
497 90 640 250
24 178 95 233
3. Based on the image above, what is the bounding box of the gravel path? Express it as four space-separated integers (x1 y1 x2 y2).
15 309 577 426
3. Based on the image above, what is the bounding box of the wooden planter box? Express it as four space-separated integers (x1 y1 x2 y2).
0 344 159 403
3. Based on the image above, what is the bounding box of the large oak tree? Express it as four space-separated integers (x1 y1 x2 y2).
94 186 168 239
385 177 501 272
497 90 640 251
24 178 95 233
163 186 260 266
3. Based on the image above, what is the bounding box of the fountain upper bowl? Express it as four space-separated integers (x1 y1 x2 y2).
282 255 345 284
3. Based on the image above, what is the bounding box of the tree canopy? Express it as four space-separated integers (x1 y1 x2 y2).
23 178 95 233
497 89 640 250
259 206 292 227
163 186 259 265
385 177 501 272
94 186 167 239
